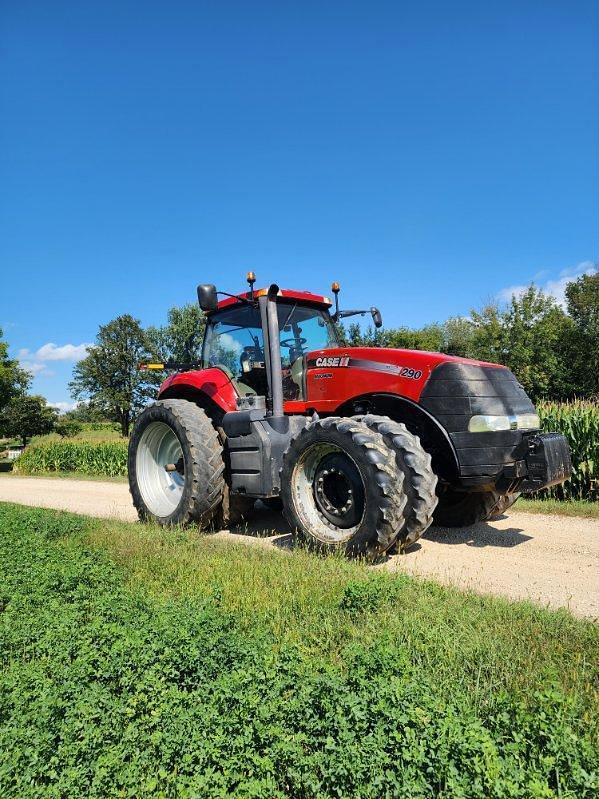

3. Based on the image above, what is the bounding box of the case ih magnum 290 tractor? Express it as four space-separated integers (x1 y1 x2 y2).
128 275 571 556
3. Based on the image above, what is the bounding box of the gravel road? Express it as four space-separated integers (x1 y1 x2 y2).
1 475 597 619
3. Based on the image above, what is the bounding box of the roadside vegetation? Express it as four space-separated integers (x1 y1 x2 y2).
0 502 597 798
14 439 128 478
518 497 599 518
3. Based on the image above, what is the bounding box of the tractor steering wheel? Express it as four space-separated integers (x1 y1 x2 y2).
280 337 307 350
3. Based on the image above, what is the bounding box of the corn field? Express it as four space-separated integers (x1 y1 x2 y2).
15 441 128 478
537 400 598 501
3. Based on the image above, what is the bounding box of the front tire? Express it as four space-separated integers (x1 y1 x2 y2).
281 417 406 558
128 399 225 526
353 415 438 550
433 487 501 528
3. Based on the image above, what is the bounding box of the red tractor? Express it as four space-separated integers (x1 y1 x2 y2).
128 275 571 556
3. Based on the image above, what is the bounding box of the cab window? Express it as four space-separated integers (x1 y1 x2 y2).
203 301 338 399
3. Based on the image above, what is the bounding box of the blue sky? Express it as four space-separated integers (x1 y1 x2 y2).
1 0 598 409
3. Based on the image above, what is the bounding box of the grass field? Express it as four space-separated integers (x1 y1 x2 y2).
0 502 597 798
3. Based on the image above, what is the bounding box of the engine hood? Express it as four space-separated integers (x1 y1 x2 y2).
305 345 533 418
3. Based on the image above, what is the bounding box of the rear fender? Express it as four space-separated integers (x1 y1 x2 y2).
335 392 459 481
158 368 238 423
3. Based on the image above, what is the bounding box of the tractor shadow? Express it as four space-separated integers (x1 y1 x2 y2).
422 521 532 548
226 505 533 553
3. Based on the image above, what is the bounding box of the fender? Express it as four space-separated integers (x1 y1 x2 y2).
158 367 238 414
335 391 460 480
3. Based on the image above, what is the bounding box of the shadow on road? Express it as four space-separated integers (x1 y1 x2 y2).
224 504 532 552
424 522 532 548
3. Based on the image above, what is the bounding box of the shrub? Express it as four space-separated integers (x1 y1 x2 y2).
14 440 128 477
538 400 598 501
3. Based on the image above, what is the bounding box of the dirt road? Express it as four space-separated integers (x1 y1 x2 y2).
1 475 597 619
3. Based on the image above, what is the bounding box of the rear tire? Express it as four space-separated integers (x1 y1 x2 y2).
353 415 438 550
281 417 406 558
433 487 501 528
128 399 225 526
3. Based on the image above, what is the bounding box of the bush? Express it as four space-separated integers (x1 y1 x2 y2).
538 400 598 501
14 440 128 477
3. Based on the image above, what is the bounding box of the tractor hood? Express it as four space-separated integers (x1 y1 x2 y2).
305 345 536 430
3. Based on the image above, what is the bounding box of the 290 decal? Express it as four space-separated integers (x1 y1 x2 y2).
400 367 423 380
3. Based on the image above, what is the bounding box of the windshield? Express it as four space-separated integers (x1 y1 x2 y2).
203 301 338 399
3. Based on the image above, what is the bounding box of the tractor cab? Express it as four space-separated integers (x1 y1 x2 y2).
201 287 339 402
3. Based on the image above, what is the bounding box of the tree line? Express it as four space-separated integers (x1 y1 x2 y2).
1 272 596 443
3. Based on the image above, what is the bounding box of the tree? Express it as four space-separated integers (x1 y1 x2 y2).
54 419 83 438
69 315 160 437
0 327 30 411
147 303 205 364
0 395 57 447
64 402 108 423
501 287 572 400
565 271 599 397
442 317 475 357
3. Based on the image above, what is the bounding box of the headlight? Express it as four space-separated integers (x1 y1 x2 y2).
468 413 541 432
468 415 512 432
516 413 540 429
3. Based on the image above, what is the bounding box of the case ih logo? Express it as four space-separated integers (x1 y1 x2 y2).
315 356 350 368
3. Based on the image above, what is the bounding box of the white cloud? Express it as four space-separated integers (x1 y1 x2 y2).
48 401 78 414
497 260 598 308
18 341 91 378
19 360 54 377
18 342 91 363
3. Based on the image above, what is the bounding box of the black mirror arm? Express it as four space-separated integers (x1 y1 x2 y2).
335 309 368 319
332 308 383 329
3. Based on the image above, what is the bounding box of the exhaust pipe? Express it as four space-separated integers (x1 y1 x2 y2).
258 283 287 432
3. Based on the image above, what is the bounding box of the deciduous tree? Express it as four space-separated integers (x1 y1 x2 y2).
0 327 30 411
69 315 159 437
0 395 57 447
147 304 205 365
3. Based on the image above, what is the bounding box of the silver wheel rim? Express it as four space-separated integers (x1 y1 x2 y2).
136 422 185 517
291 443 365 543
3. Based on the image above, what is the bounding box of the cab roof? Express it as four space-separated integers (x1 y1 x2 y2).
216 288 333 311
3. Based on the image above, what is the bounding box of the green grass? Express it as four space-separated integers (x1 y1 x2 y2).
518 497 599 518
0 502 597 798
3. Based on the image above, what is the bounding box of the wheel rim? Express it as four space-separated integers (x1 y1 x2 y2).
136 422 185 517
291 443 365 543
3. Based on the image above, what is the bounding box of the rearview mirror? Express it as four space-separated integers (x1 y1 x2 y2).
371 307 382 328
197 284 218 312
